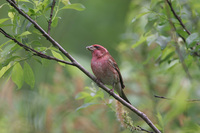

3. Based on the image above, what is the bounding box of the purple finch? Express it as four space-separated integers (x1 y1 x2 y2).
86 44 131 104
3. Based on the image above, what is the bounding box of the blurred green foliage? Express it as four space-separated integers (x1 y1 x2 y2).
1 0 200 133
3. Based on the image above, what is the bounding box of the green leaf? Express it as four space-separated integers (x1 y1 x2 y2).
76 86 104 103
43 0 51 9
41 58 50 67
11 63 24 89
18 4 29 13
131 11 151 23
35 47 47 52
18 0 31 2
30 40 42 47
144 13 158 33
147 12 158 21
186 33 199 48
159 52 174 64
51 50 65 66
0 24 13 28
0 64 14 79
8 12 14 22
132 35 146 49
157 112 164 129
24 62 35 88
0 64 11 78
0 18 9 24
143 46 161 64
146 33 158 46
76 103 96 111
156 36 171 50
0 40 12 49
28 8 35 16
95 89 104 99
144 19 156 33
61 3 85 11
61 0 71 5
165 60 179 70
75 92 91 100
0 43 16 58
52 17 59 27
1 56 20 67
19 31 31 37
0 3 8 9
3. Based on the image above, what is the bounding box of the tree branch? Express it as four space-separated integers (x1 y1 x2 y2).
154 95 200 102
4 1 161 132
166 0 200 47
154 95 171 100
48 0 56 35
6 0 75 63
165 0 191 35
0 28 74 66
137 126 154 133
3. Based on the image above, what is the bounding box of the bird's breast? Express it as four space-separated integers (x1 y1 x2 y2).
91 57 118 85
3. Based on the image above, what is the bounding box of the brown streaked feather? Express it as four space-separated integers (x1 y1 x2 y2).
108 57 125 89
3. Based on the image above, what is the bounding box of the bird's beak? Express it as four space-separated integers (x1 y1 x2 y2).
86 45 96 51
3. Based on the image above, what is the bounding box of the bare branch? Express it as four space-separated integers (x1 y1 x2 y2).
48 0 56 35
4 1 161 133
166 0 191 35
137 126 154 133
0 28 74 66
187 99 200 102
154 94 200 102
166 0 200 47
154 95 171 100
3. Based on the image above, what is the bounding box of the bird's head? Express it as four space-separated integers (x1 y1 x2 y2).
86 44 108 58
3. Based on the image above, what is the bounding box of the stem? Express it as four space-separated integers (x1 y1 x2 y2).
165 0 191 35
48 0 56 35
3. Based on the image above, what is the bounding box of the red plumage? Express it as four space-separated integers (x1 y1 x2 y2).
86 44 131 104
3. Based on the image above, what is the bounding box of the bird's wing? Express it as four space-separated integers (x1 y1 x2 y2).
108 57 125 89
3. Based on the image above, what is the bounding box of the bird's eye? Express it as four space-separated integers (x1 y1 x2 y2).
94 46 100 49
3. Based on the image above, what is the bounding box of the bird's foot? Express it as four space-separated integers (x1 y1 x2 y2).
109 88 114 95
95 78 102 84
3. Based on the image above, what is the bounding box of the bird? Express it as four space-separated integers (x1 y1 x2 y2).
86 44 131 104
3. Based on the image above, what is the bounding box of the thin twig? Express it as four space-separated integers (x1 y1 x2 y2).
166 0 200 47
137 126 154 133
123 117 154 133
154 95 172 100
5 1 161 133
48 0 56 35
0 28 74 66
166 0 191 35
165 8 186 43
175 43 192 79
154 95 200 102
187 99 200 102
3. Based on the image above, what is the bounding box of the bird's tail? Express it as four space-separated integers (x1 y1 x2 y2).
115 83 131 104
120 90 131 104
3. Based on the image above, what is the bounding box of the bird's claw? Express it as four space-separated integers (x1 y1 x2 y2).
95 78 100 83
109 88 114 95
